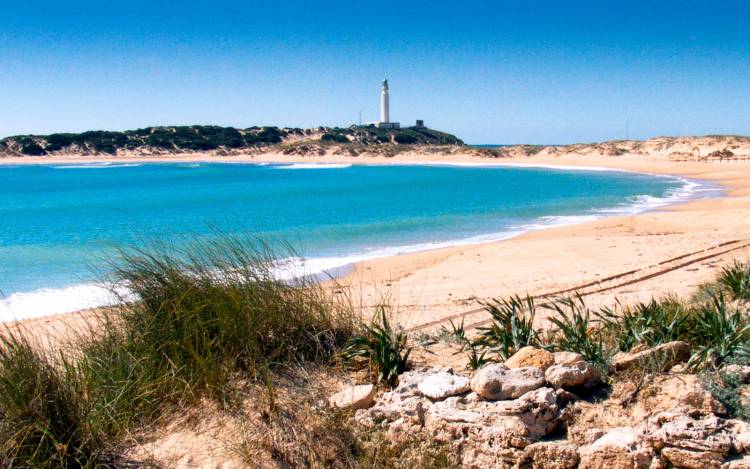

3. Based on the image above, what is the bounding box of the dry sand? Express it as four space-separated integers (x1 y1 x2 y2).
4 138 750 336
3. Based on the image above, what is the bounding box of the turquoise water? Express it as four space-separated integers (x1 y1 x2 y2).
0 161 717 320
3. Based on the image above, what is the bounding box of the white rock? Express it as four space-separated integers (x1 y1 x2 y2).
417 370 471 400
545 361 601 389
329 384 375 410
470 364 545 400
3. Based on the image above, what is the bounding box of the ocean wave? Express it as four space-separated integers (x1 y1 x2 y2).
0 284 122 322
53 163 143 169
275 163 352 170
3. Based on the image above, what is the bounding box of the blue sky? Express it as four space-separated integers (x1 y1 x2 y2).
1 1 748 143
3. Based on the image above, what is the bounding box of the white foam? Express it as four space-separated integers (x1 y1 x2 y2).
0 284 122 322
53 163 143 169
275 163 352 169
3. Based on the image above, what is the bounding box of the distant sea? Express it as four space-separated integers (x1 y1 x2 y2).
0 162 721 321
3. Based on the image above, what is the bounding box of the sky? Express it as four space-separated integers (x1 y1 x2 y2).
1 1 748 144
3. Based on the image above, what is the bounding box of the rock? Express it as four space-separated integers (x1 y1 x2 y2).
328 384 375 410
723 364 750 384
417 370 470 400
355 369 433 427
645 413 732 455
470 364 545 400
661 447 725 469
612 341 691 372
555 388 580 405
726 419 750 453
638 374 725 416
505 346 555 371
579 427 653 469
519 441 580 469
554 351 586 365
724 455 750 469
545 361 601 389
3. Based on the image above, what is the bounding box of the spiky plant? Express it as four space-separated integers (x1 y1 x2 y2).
341 307 411 386
718 261 750 301
473 295 539 359
596 296 690 352
546 294 609 368
687 293 750 371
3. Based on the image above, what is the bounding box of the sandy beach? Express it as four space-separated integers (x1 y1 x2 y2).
4 141 750 338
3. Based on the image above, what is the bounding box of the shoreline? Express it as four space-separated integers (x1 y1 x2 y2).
3 150 750 330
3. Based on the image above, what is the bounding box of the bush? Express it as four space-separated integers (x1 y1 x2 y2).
342 307 411 386
20 141 46 155
687 293 750 371
718 261 750 301
473 295 539 359
546 294 610 368
596 296 690 352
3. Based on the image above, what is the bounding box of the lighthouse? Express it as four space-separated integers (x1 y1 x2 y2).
380 79 390 124
376 78 400 129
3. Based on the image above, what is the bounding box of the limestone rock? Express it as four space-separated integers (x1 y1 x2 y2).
504 346 555 371
417 370 471 400
724 455 750 469
661 447 724 469
554 351 586 365
613 341 691 372
470 364 545 400
329 384 375 410
545 361 601 389
639 374 725 416
355 369 433 427
579 427 653 469
519 441 580 469
645 413 732 455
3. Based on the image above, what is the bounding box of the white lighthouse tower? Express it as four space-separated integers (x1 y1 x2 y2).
376 78 400 129
380 79 390 124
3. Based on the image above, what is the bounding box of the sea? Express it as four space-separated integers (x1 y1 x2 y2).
0 161 722 321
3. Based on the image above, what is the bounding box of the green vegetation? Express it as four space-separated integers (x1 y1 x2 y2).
474 295 539 359
597 296 689 352
342 308 412 387
0 124 464 156
545 295 610 368
0 236 358 466
719 260 750 301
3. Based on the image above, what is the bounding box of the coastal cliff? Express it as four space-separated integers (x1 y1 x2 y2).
0 124 463 157
2 126 749 163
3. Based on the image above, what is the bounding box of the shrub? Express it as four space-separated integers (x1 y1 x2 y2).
546 294 610 368
341 307 411 386
596 296 690 352
718 260 750 301
687 293 750 370
474 295 539 359
20 141 46 155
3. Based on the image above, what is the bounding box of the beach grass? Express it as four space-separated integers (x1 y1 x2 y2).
0 236 359 467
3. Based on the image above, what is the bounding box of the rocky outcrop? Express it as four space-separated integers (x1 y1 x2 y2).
612 341 691 372
470 364 546 400
351 357 750 468
578 427 653 469
518 441 580 469
504 346 556 371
